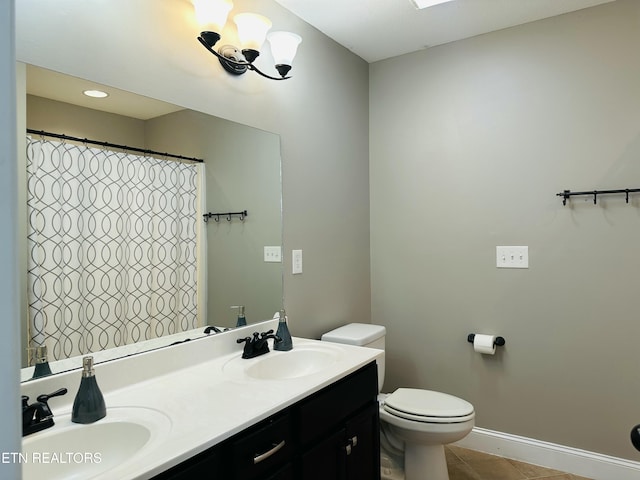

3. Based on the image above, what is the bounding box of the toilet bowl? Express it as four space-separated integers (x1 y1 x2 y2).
380 388 474 480
322 323 475 480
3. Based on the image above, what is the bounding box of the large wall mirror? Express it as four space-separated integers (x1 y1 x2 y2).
19 64 283 381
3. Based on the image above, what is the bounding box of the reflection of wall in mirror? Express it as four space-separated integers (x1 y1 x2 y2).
146 109 282 329
23 95 283 367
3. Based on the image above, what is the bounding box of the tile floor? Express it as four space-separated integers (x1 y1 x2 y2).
446 446 594 480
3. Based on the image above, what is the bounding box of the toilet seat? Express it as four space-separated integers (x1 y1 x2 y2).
383 388 475 424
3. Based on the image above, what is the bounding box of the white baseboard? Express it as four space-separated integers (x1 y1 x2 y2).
454 427 640 480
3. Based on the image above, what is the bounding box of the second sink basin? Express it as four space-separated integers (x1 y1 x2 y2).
22 406 172 480
223 342 344 381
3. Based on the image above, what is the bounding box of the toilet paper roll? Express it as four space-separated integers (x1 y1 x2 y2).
473 334 496 355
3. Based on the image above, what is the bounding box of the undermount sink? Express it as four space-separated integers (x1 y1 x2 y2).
22 406 172 480
223 342 343 381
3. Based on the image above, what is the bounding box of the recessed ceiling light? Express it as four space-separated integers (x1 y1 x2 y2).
410 0 455 10
83 89 109 98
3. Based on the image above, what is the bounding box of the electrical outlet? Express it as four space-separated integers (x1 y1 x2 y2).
496 246 529 269
292 249 303 274
264 246 282 263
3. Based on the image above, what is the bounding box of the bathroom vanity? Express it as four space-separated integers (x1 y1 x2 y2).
20 320 383 480
155 362 379 479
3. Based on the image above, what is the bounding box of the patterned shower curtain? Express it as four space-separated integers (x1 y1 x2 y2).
26 136 201 361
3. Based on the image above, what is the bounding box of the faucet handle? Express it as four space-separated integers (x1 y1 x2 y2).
259 329 275 338
35 388 68 418
36 388 68 405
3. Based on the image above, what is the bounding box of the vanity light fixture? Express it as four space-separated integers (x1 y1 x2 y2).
193 0 302 80
83 89 109 98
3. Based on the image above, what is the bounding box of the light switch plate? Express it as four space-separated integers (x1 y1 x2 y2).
264 246 282 263
496 246 529 269
292 249 303 274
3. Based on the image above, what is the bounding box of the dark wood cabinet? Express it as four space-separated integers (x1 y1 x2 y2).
300 426 347 480
298 401 380 480
154 361 380 480
152 441 226 479
232 412 294 479
297 361 380 480
345 402 380 480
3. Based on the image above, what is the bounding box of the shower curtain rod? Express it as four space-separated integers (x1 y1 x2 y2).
27 129 204 163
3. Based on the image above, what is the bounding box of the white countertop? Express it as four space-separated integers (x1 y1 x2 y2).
20 320 383 479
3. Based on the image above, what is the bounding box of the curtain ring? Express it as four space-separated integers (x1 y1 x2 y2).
215 214 220 222
227 213 232 221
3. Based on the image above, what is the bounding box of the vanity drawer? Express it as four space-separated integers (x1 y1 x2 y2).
231 412 293 480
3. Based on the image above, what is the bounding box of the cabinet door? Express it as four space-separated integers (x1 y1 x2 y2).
298 362 377 446
300 427 347 480
345 402 381 480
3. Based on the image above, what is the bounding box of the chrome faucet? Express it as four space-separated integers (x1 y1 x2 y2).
22 388 67 436
237 330 281 359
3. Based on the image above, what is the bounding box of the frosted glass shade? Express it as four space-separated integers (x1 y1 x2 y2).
267 32 302 66
192 0 233 33
234 13 272 51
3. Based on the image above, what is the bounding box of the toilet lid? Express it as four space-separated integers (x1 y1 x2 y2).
383 388 474 423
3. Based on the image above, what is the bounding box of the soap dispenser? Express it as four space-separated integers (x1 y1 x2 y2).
71 356 106 424
232 305 247 327
31 346 53 379
274 309 293 351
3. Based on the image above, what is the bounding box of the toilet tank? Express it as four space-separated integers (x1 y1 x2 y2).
321 323 386 392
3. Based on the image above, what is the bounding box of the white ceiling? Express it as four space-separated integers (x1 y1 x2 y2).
26 65 183 120
25 0 616 118
272 0 616 63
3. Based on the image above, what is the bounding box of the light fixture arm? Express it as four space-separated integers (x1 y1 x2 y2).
197 33 291 80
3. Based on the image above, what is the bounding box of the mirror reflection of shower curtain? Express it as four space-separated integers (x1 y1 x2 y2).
26 137 202 362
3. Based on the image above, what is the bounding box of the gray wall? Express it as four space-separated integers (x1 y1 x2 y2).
370 0 640 460
27 95 147 146
146 109 283 326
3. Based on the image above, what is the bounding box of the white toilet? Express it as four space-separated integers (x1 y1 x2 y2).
322 323 475 480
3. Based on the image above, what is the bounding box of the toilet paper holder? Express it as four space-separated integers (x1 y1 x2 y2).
467 334 505 347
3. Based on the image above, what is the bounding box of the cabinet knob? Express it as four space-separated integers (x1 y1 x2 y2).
345 435 358 455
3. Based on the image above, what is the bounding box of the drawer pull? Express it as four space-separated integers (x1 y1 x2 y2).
253 440 286 464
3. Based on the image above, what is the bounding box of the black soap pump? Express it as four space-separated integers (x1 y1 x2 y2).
274 309 293 351
232 305 247 327
31 346 53 379
71 356 106 424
